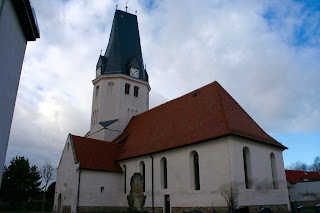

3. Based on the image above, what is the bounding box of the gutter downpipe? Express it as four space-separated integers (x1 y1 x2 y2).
76 169 81 212
149 155 154 213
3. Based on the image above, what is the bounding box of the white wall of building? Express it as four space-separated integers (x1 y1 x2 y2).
55 135 290 212
229 137 290 208
88 74 150 141
117 136 290 210
78 170 123 206
288 181 320 202
0 0 27 187
54 136 80 212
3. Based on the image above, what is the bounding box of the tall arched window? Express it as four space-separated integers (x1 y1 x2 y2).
139 161 145 192
243 147 253 189
123 165 127 193
160 157 168 189
190 151 200 190
270 153 279 189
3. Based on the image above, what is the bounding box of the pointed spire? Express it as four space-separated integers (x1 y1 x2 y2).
97 10 148 82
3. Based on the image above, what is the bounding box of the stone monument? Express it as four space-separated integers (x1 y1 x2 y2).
127 173 147 212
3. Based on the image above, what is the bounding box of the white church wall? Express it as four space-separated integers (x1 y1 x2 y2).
116 136 290 211
78 170 123 206
119 137 232 209
229 137 290 208
54 136 80 213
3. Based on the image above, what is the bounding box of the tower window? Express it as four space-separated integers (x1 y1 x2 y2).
125 83 131 94
108 82 114 94
101 187 104 192
134 86 139 97
96 86 99 97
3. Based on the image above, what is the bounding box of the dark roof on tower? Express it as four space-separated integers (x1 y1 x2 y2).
97 10 148 82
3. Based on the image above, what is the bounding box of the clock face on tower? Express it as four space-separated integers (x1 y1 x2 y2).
130 67 139 78
96 66 101 77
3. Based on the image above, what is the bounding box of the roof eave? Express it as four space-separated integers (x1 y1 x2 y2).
116 133 286 162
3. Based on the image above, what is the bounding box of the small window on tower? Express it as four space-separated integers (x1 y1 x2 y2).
96 86 99 97
134 86 139 97
108 82 114 94
125 83 130 95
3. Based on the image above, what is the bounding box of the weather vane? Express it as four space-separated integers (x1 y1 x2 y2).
116 4 118 10
126 0 129 12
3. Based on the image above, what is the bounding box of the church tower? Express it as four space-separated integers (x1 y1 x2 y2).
87 10 150 141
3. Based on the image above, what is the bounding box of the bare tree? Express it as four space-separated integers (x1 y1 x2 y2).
40 162 56 212
310 156 320 172
286 161 309 171
221 187 238 213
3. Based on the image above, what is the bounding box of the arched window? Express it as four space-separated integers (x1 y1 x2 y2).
160 157 168 189
134 86 139 97
243 147 253 189
123 165 127 193
96 85 99 97
190 151 200 190
125 83 131 94
270 153 279 189
139 161 145 192
67 143 70 151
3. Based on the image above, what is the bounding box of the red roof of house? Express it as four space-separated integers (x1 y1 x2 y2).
70 81 287 171
71 135 122 172
285 170 320 184
114 81 286 160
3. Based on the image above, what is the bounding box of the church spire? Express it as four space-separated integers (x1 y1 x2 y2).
96 10 148 82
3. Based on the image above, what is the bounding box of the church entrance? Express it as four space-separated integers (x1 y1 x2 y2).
57 194 62 213
164 195 170 213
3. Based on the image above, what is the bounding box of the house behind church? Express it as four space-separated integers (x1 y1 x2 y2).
54 9 290 213
286 170 320 206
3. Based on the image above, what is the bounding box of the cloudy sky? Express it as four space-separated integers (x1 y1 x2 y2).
6 0 320 170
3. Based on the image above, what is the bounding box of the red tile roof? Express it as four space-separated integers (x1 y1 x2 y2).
70 81 287 171
114 81 286 160
71 135 122 172
286 170 320 184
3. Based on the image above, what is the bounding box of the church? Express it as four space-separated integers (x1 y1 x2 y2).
54 9 290 213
